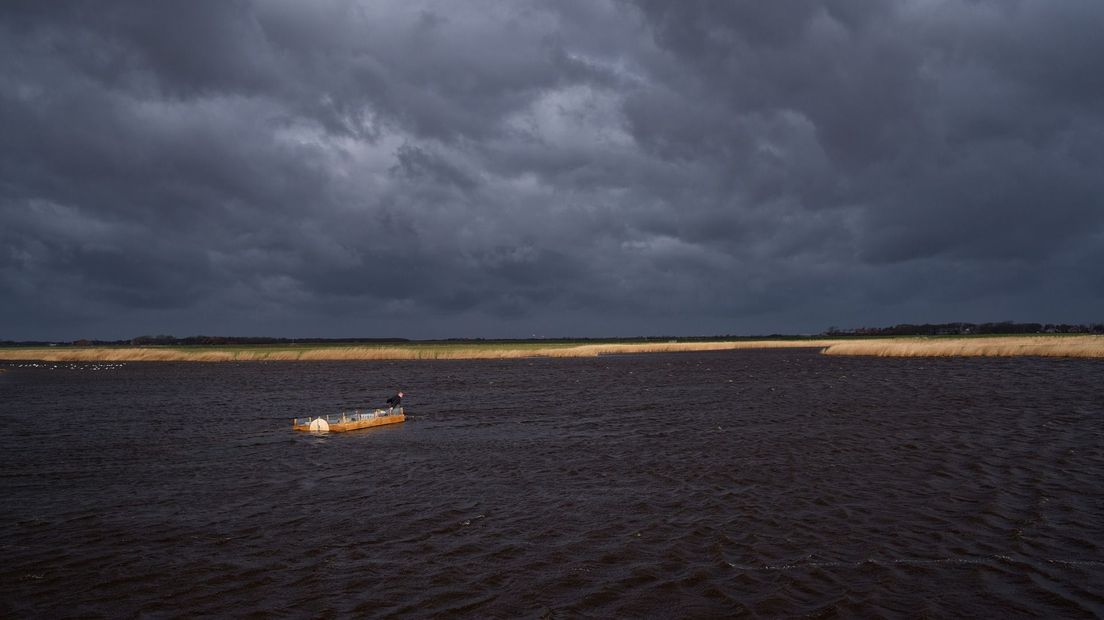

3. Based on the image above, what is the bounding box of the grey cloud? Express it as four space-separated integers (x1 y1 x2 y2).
627 1 1104 262
1 0 1101 339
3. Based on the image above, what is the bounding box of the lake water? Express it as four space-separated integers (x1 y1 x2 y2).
2 350 1102 617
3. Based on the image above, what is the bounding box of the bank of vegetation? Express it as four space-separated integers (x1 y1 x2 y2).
2 329 1102 362
820 335 1104 358
0 339 842 362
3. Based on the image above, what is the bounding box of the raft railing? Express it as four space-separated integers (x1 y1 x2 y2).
293 406 404 427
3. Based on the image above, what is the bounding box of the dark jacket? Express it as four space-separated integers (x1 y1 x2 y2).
386 393 403 408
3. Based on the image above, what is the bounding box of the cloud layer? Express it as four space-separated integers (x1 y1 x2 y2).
3 0 1102 339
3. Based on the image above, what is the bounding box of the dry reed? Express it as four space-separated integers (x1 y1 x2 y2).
821 335 1104 358
0 340 838 363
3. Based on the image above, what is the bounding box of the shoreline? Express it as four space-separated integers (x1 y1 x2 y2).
0 335 1102 361
0 340 836 362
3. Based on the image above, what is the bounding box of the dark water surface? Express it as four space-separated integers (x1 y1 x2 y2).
2 350 1103 617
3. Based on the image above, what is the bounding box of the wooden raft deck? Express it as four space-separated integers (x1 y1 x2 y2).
293 409 405 432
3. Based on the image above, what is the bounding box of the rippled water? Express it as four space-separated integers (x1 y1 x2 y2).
2 350 1103 617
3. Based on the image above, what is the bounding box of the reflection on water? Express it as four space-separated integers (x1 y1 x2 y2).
2 351 1102 617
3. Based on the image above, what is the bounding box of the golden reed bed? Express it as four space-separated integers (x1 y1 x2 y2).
1 336 1100 362
821 335 1104 359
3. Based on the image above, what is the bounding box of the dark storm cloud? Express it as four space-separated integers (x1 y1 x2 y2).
1 0 1102 339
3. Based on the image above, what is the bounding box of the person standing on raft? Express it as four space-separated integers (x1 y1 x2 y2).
386 391 404 412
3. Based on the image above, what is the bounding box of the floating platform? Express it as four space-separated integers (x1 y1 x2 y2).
293 408 405 432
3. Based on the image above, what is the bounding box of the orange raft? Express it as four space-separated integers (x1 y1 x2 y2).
293 408 405 432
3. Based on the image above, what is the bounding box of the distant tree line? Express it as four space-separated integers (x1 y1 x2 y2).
128 335 411 346
822 322 1104 337
0 336 410 347
2 323 1102 347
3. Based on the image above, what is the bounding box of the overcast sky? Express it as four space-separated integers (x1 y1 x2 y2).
2 1 1103 340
